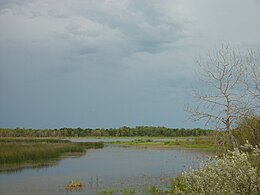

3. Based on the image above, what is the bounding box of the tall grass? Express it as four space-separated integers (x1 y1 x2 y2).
112 136 217 153
0 139 103 166
0 137 70 143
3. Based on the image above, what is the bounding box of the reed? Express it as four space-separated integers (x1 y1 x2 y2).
0 139 103 166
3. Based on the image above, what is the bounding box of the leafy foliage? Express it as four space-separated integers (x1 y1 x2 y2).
171 145 260 195
232 116 260 147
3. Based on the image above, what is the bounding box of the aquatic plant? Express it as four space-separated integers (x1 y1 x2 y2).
66 179 85 191
99 188 136 195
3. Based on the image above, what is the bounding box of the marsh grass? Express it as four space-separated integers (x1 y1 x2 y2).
0 138 103 170
0 137 70 143
111 136 217 153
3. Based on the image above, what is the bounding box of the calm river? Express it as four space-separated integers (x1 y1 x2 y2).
0 139 210 195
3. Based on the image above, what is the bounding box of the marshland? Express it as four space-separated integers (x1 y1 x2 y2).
0 124 260 195
1 2 259 193
0 125 259 194
0 127 213 194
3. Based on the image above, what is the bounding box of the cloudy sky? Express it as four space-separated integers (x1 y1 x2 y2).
0 0 260 129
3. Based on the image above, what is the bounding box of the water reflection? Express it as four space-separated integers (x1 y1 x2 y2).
66 137 192 143
0 153 86 174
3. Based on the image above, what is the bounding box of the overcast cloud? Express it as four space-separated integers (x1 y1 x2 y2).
0 0 260 128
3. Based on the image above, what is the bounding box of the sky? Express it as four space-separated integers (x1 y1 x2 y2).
0 0 260 129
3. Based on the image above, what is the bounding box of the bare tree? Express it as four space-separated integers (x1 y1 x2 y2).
186 44 253 147
236 50 260 147
244 50 260 112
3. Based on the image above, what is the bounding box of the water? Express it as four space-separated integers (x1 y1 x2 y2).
66 137 191 143
0 144 210 195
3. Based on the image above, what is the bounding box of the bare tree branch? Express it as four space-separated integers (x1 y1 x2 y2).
186 44 259 135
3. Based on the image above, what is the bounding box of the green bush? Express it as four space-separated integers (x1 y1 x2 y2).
232 116 260 147
171 145 260 195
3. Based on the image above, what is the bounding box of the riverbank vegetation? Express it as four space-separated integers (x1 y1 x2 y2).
96 143 259 195
111 136 217 153
0 138 103 171
151 143 260 195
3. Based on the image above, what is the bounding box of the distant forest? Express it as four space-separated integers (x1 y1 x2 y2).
0 126 212 137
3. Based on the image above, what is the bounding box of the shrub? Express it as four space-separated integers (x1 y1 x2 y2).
171 145 260 195
232 116 260 147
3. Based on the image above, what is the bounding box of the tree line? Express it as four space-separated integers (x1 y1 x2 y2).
0 126 213 137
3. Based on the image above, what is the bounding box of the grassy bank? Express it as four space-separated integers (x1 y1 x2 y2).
111 136 217 153
0 138 103 171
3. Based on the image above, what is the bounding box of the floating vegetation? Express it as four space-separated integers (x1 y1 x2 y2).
98 188 136 195
66 179 85 191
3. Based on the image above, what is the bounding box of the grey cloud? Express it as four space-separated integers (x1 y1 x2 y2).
0 0 31 11
2 0 188 62
1 0 258 129
64 0 188 55
65 22 100 38
77 46 98 55
52 65 76 74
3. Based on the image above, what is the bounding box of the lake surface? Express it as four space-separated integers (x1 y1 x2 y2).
66 137 193 143
0 143 210 195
